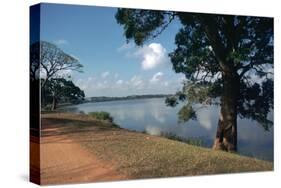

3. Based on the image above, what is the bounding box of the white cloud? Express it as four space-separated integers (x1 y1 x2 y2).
134 43 169 70
87 76 95 81
196 107 212 130
54 39 68 45
101 71 110 79
145 126 161 136
151 108 167 123
73 71 184 97
97 82 106 89
116 79 124 85
130 75 144 88
163 81 169 87
150 72 164 83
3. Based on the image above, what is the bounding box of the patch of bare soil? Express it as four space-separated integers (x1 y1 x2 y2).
37 118 127 185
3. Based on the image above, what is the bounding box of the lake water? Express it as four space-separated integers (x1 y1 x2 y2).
60 98 273 161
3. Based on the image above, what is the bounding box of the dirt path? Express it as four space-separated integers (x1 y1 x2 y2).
32 113 272 185
39 122 127 185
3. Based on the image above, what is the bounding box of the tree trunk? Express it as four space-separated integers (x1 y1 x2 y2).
40 79 49 107
41 87 46 107
51 96 57 111
213 72 239 152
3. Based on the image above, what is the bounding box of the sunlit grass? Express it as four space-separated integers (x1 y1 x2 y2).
42 112 273 178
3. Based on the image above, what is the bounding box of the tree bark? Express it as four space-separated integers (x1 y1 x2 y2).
51 96 57 111
213 72 239 152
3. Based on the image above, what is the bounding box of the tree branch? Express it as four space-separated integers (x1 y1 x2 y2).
151 12 176 39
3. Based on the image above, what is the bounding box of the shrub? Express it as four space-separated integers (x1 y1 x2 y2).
160 132 203 146
88 111 114 123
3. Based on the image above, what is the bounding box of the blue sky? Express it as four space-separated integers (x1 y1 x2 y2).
40 3 185 97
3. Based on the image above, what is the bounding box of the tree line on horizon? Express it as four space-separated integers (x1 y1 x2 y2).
87 94 171 103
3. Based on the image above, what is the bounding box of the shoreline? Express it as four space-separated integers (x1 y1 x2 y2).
55 95 170 108
34 112 273 184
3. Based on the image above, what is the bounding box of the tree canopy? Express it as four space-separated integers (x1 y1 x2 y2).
43 78 85 110
116 9 273 131
30 41 84 110
30 41 83 88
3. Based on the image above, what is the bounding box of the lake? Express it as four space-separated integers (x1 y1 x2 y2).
60 97 273 161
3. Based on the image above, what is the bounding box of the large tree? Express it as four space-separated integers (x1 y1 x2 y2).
43 78 85 110
32 41 83 89
30 41 83 107
115 9 273 152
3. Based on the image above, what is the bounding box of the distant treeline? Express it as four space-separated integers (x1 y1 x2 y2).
86 94 172 103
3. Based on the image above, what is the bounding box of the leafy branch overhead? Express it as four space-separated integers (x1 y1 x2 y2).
116 9 273 133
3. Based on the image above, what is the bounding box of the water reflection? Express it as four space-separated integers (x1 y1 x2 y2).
60 98 273 161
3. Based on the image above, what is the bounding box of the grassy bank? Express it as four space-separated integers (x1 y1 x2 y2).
42 112 273 179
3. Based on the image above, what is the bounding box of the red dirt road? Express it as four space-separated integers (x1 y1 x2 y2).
32 119 128 185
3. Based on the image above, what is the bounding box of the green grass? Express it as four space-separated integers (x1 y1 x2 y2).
141 130 203 146
81 133 272 178
42 113 273 179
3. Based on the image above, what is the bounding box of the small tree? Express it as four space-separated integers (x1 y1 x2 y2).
115 9 273 152
44 78 85 110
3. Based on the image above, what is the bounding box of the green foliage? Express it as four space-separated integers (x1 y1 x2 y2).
183 83 213 104
160 132 203 146
43 78 85 107
165 96 178 107
116 9 273 130
237 79 273 130
177 104 197 123
33 41 85 110
116 9 174 45
88 111 114 123
170 26 220 80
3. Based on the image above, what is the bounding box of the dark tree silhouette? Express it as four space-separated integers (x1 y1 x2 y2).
44 78 85 110
115 9 273 152
30 42 40 81
31 41 83 89
30 41 83 108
